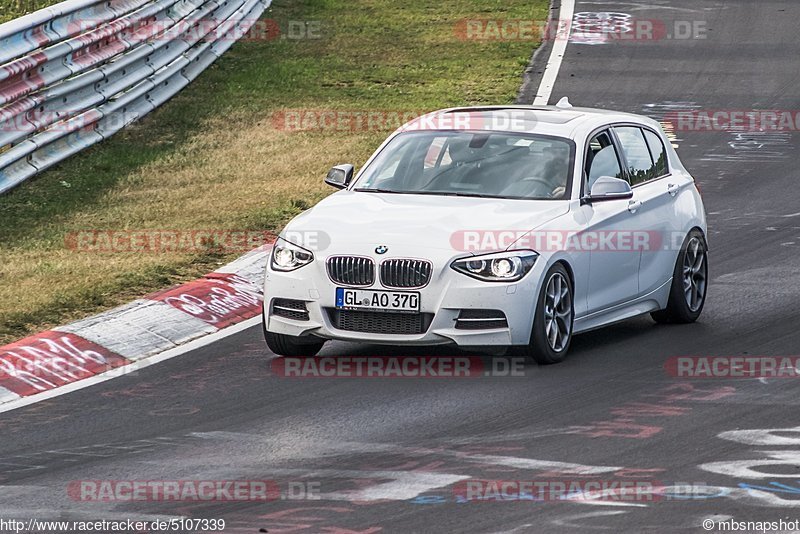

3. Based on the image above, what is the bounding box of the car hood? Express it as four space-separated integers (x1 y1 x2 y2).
281 191 569 255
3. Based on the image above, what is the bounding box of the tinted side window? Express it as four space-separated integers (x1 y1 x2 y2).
642 128 668 178
614 127 654 186
585 131 623 192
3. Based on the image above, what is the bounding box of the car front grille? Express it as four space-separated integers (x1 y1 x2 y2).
326 309 434 335
380 259 432 288
327 256 375 286
454 309 508 330
272 298 310 321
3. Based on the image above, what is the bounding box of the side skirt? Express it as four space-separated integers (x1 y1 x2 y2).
573 279 672 334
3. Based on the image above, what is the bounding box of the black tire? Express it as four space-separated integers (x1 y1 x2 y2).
651 229 708 324
263 313 325 357
513 263 574 365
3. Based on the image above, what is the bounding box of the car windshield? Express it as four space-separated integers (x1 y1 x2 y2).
353 131 574 200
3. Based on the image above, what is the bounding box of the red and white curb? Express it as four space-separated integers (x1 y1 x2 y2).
0 246 271 411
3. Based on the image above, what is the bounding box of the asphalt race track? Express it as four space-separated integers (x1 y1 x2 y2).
2 1 800 532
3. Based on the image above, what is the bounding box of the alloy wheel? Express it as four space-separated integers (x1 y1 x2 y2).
543 272 572 352
683 237 707 312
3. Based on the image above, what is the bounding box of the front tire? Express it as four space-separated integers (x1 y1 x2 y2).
263 314 325 357
513 263 574 365
651 229 708 324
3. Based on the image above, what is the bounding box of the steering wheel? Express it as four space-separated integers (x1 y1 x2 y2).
502 177 558 198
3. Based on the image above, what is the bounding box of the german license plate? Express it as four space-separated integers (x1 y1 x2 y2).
335 288 420 313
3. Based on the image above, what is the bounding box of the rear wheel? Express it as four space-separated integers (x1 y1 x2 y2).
263 313 325 357
513 263 574 365
651 229 708 324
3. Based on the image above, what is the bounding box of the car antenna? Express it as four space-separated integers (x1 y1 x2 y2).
555 96 572 109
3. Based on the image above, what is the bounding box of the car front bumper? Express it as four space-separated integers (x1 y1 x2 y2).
263 251 547 347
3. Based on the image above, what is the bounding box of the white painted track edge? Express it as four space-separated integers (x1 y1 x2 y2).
532 0 574 105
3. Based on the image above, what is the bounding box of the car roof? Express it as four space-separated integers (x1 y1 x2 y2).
402 104 659 139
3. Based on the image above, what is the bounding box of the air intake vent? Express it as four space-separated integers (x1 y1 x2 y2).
327 309 433 335
327 256 375 286
455 309 508 330
272 298 310 321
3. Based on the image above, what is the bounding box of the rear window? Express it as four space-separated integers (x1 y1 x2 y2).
642 128 668 178
613 126 655 186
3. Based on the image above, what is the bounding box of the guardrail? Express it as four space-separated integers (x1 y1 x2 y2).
0 0 269 193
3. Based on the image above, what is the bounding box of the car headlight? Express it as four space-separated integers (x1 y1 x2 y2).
450 250 538 282
271 238 314 272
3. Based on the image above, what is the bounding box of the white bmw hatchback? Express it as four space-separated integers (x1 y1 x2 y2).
263 103 708 364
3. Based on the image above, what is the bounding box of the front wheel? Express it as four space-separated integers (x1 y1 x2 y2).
651 229 708 324
263 314 325 357
513 263 574 365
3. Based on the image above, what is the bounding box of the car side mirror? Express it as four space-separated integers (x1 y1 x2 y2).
585 176 633 202
325 164 354 189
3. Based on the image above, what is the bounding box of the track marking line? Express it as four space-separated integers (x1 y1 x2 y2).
533 0 575 105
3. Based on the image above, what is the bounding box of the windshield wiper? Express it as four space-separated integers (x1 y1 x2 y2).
353 188 403 194
355 188 498 199
411 191 497 199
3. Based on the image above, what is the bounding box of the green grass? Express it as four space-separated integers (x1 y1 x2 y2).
0 0 55 22
0 0 548 343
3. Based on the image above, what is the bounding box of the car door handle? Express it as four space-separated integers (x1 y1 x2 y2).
627 200 642 213
667 183 680 197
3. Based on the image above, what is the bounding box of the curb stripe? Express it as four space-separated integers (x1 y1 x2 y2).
0 245 271 409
